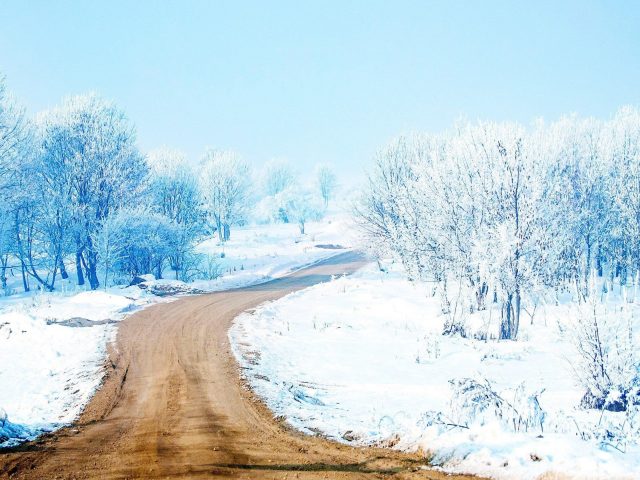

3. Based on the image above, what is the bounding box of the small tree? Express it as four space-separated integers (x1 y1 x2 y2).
315 164 337 208
93 210 128 289
199 149 250 243
281 187 323 234
148 148 203 278
571 279 638 411
263 159 296 196
99 207 174 281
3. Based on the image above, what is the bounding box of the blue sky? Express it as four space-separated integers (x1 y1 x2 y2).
1 1 639 178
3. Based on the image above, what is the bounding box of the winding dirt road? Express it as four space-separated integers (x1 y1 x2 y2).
0 252 479 480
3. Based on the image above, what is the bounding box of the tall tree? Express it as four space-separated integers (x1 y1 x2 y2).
38 94 147 289
0 75 32 290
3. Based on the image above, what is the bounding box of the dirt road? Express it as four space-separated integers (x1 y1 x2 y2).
0 252 479 479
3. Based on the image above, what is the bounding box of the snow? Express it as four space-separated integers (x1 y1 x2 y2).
0 214 354 446
0 298 121 445
192 214 354 291
230 263 640 480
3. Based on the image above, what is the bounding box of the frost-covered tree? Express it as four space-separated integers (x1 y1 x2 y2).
357 110 640 340
465 122 549 340
13 160 63 292
263 159 296 196
0 75 29 189
148 148 201 226
95 207 174 281
543 116 612 295
37 94 148 289
571 278 637 411
12 152 77 292
606 107 640 283
148 148 203 278
355 135 430 279
0 75 31 290
200 149 250 242
279 187 324 234
315 164 337 208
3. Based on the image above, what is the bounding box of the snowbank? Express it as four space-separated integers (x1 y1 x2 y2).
0 295 128 445
230 263 640 479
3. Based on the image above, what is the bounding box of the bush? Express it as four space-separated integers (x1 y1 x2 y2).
570 284 639 412
421 377 545 435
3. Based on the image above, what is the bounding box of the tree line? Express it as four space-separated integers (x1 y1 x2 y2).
357 108 640 340
0 76 337 292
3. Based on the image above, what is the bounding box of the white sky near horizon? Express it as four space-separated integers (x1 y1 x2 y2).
1 0 639 186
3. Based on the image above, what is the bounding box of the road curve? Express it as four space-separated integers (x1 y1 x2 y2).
0 252 480 480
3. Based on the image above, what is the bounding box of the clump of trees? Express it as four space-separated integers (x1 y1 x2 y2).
357 109 640 340
1 91 197 291
0 74 338 292
253 159 334 231
36 94 149 290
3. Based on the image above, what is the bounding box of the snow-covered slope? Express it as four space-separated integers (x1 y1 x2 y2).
230 263 640 480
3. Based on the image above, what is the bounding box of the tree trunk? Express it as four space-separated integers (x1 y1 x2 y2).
21 263 29 292
0 256 7 290
76 251 85 286
86 259 99 289
513 289 521 339
585 238 592 295
215 216 224 243
83 250 99 290
476 282 488 311
104 261 109 291
84 236 100 290
596 244 603 277
60 259 69 280
500 293 514 340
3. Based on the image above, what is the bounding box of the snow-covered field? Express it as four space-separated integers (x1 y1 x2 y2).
0 215 354 446
230 263 640 480
192 214 352 291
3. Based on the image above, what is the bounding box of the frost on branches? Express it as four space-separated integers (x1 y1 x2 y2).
355 110 640 456
0 73 336 293
357 110 640 342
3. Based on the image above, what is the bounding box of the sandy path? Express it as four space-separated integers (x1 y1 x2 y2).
0 252 480 479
